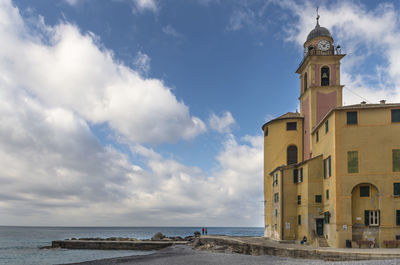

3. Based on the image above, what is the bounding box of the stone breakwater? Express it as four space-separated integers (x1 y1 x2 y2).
48 232 193 251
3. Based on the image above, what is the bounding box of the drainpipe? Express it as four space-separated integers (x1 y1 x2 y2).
281 169 284 240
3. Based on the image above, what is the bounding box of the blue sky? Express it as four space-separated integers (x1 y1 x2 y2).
1 0 400 226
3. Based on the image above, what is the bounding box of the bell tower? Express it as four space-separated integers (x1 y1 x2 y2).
296 13 345 160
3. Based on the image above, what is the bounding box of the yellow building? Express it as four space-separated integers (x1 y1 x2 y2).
262 17 400 248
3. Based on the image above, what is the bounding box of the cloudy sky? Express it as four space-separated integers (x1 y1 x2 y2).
1 0 400 227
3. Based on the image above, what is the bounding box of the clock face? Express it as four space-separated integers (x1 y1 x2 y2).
318 40 330 51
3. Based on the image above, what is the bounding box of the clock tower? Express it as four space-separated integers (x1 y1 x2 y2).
296 15 345 160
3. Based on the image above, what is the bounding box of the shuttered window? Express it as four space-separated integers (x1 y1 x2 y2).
347 111 358 125
315 195 322 203
394 183 400 196
392 109 400 122
360 186 370 197
348 151 358 173
297 195 301 205
287 146 298 165
397 210 400 226
393 149 400 172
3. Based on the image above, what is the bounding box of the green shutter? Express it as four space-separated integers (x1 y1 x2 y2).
348 151 358 173
392 109 400 122
396 210 400 226
364 210 369 226
393 150 400 172
323 159 326 178
328 156 331 177
394 183 400 196
293 169 298 183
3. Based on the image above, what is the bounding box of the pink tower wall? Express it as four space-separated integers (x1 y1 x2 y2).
302 97 310 160
316 91 337 124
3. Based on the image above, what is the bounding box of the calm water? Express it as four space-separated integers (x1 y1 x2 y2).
0 226 263 265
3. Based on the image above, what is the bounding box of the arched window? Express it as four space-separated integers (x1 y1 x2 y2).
287 145 298 165
321 66 330 86
304 72 308 92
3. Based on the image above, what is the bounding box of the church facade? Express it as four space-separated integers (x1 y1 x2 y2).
262 18 400 248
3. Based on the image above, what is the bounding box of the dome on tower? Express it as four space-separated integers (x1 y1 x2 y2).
306 18 331 42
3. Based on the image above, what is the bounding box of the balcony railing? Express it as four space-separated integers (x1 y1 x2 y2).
298 46 342 68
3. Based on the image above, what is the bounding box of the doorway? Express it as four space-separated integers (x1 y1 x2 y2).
316 219 324 236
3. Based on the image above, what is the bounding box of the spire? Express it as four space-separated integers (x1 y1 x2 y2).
316 6 320 28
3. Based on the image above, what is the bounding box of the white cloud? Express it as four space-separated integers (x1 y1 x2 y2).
162 25 184 40
209 111 236 133
226 1 270 32
0 0 205 144
0 0 263 227
274 0 400 104
132 0 158 13
65 0 79 6
133 51 151 76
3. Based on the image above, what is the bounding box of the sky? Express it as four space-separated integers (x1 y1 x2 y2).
1 0 400 227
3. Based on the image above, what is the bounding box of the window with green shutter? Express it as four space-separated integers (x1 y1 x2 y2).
325 120 329 133
347 111 358 125
393 149 400 172
315 195 322 203
297 195 301 205
326 189 329 200
394 183 400 196
392 109 400 122
323 159 327 179
348 151 358 173
327 156 331 177
397 210 400 226
298 215 301 225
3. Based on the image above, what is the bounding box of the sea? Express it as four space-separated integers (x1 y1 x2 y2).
0 226 264 265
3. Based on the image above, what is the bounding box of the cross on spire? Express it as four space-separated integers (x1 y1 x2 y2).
316 6 320 26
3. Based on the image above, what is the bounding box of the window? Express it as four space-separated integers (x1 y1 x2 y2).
323 156 332 178
394 183 400 196
364 210 380 226
304 73 308 92
299 168 303 182
275 209 278 217
316 130 319 142
326 189 329 200
293 169 298 183
325 120 329 133
360 186 370 197
297 195 301 205
264 127 268 136
287 145 298 165
321 66 330 86
298 215 301 225
315 195 322 203
347 111 358 125
392 109 400 122
347 151 359 173
273 173 278 187
324 212 330 224
396 235 400 240
393 149 400 172
396 210 400 226
274 193 279 203
287 122 297 130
